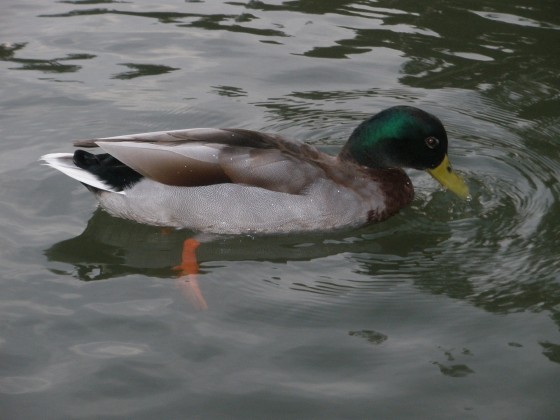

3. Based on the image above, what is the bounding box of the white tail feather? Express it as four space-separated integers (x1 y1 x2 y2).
40 153 125 194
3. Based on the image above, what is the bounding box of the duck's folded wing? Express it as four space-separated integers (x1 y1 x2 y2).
97 141 231 187
74 128 279 149
93 130 324 194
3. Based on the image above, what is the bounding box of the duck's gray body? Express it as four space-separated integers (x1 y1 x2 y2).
97 177 385 234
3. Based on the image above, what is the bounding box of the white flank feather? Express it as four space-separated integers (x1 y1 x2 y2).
40 153 125 194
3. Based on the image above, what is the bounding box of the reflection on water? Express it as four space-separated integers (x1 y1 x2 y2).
2 0 560 417
0 42 95 73
348 329 388 345
113 63 180 79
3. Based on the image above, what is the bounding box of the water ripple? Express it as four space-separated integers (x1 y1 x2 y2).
70 341 151 358
85 298 173 316
0 376 51 395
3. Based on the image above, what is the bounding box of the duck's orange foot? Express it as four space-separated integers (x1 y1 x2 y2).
174 238 201 276
173 238 208 311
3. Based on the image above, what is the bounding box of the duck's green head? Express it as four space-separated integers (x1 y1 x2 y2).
340 106 469 199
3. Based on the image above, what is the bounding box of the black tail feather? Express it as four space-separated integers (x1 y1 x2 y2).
73 150 143 192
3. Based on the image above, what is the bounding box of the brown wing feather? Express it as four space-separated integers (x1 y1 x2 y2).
78 128 332 194
74 128 281 149
97 141 231 187
219 147 322 194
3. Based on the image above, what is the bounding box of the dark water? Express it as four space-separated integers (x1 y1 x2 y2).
2 0 560 418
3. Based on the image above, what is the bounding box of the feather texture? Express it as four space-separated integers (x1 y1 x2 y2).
41 153 125 194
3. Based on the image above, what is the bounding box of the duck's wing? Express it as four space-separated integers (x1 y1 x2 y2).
76 128 326 194
74 128 273 149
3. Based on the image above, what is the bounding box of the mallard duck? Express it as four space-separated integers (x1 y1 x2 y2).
41 106 469 234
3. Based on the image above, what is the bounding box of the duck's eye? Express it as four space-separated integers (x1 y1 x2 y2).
425 137 439 149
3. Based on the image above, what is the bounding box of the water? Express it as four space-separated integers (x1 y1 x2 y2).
2 0 560 418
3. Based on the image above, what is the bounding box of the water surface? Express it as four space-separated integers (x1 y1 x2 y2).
1 0 560 418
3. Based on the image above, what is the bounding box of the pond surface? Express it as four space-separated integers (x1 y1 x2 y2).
1 0 560 418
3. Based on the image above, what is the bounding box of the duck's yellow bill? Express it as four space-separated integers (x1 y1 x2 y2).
427 154 469 199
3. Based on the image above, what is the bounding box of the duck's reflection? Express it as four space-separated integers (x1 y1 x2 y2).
45 209 187 281
44 206 474 313
44 209 404 310
45 210 212 308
